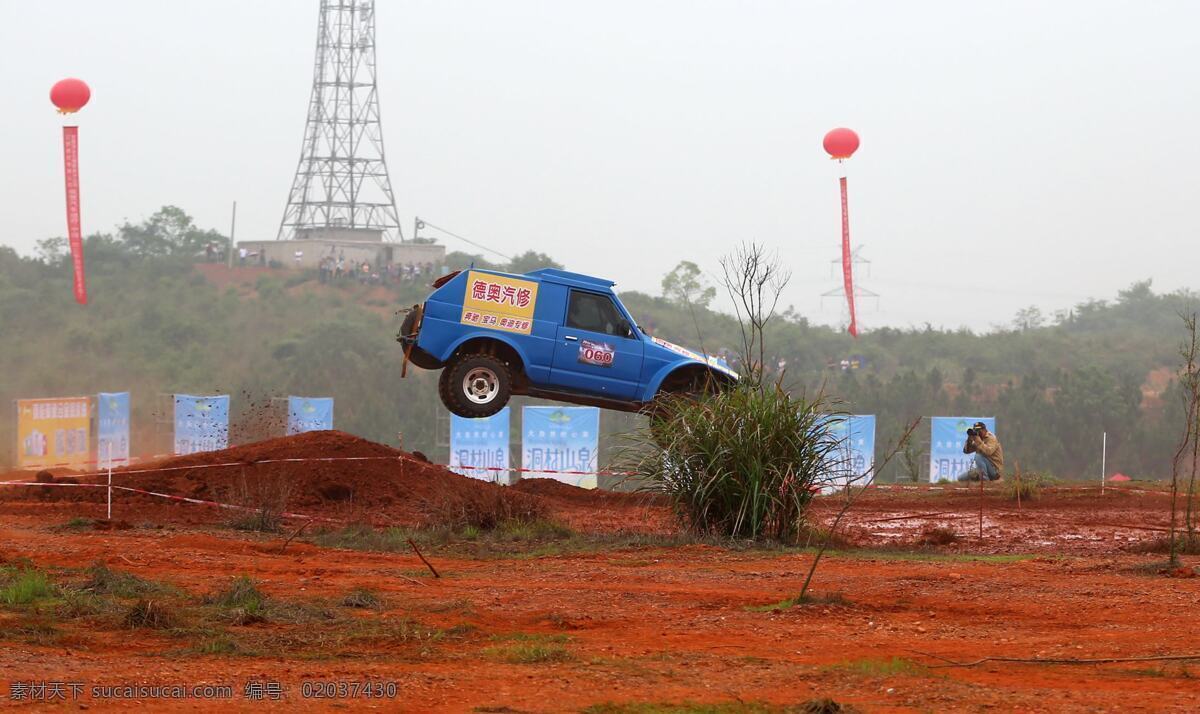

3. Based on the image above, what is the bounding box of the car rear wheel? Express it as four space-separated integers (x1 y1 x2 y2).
441 354 512 418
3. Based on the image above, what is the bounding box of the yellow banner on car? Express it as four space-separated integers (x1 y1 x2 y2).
461 270 539 335
16 397 91 469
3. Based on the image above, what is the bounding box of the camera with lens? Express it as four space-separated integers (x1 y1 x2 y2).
965 427 978 438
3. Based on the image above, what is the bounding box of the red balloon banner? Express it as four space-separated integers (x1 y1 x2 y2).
824 127 860 336
52 78 91 304
50 78 91 114
823 127 860 160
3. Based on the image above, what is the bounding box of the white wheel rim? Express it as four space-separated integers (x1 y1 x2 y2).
463 367 499 404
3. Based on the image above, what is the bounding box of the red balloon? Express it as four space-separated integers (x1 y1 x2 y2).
50 78 91 114
823 127 860 159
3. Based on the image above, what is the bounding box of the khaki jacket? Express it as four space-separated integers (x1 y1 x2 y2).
964 432 1004 474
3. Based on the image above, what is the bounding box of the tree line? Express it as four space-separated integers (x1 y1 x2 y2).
2 206 1194 481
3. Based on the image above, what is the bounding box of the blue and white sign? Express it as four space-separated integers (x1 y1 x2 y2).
287 396 334 435
173 394 230 455
822 414 876 489
522 406 600 489
449 407 511 483
96 391 131 467
929 416 996 482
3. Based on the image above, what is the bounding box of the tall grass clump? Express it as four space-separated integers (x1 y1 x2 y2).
0 569 57 606
627 382 848 541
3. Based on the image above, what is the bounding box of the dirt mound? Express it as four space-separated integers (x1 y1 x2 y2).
0 431 683 533
512 478 600 500
513 478 662 505
4 431 540 527
147 429 401 468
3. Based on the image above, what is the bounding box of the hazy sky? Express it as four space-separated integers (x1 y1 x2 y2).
2 1 1197 330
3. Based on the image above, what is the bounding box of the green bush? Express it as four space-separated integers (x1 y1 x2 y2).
0 569 56 606
80 561 167 598
625 382 846 541
208 575 267 623
1006 470 1054 501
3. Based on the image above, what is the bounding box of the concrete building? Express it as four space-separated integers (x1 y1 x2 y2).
237 229 445 270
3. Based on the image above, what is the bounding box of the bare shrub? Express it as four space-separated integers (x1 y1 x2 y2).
417 488 545 531
1169 312 1200 563
340 587 382 609
225 466 294 533
719 242 790 379
918 526 960 546
80 561 167 597
123 599 179 629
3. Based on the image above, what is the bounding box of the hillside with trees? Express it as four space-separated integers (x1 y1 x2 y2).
2 206 1194 481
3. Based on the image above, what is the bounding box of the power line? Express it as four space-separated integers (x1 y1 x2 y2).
417 219 512 262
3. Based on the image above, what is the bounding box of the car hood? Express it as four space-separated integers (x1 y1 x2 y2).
646 336 739 380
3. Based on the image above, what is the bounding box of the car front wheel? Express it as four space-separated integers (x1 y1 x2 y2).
441 354 512 418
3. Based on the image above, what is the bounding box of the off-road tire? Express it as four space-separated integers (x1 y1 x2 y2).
441 353 512 418
437 366 455 410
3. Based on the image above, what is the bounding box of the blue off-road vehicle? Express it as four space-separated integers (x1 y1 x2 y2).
398 267 737 418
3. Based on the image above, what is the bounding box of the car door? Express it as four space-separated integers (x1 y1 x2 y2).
549 290 644 399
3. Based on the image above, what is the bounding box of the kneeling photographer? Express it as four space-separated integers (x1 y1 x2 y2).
959 421 1004 481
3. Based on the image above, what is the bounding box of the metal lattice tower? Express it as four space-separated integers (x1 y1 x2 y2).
821 244 881 328
278 0 403 242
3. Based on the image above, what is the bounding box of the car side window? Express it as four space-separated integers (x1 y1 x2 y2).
566 291 630 337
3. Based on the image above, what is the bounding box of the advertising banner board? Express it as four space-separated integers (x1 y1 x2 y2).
822 414 876 489
286 396 333 435
96 392 131 467
15 396 91 469
449 407 511 483
521 406 600 488
173 394 230 456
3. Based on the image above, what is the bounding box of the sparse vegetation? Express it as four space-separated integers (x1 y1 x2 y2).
122 599 179 629
207 575 268 624
489 631 571 644
751 591 850 611
494 518 574 541
340 587 382 609
225 467 294 533
1007 468 1054 501
483 641 572 664
0 568 56 606
310 518 585 558
189 633 242 656
583 702 859 714
0 619 63 646
79 561 171 598
417 487 546 531
917 526 960 546
835 656 930 677
56 589 109 619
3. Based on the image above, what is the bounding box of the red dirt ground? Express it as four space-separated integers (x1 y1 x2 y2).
1 432 1198 711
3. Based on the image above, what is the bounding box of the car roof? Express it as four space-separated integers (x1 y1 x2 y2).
524 268 616 290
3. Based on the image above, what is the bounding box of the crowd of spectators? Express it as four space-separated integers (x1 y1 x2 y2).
317 250 437 286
